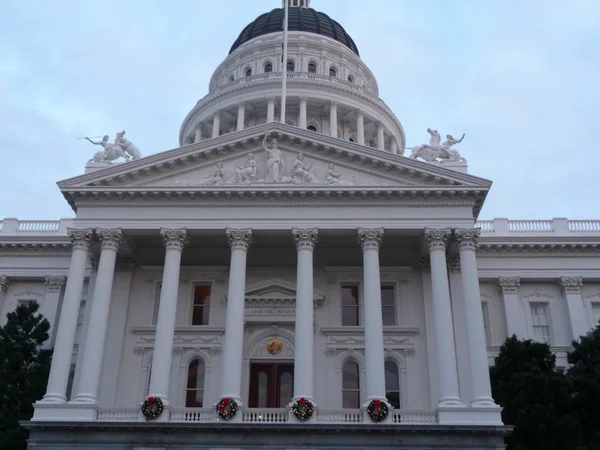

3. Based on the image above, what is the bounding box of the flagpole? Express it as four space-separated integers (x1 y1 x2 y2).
280 0 289 123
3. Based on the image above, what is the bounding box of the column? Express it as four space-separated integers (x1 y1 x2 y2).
299 96 308 129
424 228 463 407
212 112 221 138
292 228 317 404
358 228 387 404
455 229 497 407
356 110 365 145
220 228 252 404
194 123 202 143
377 123 385 150
72 229 122 404
560 276 588 339
329 101 338 138
148 229 187 406
498 277 527 339
267 97 276 123
391 139 399 155
43 276 66 348
40 229 93 403
236 102 246 132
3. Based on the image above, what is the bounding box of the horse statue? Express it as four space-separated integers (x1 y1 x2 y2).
410 128 466 163
116 130 142 160
86 136 130 163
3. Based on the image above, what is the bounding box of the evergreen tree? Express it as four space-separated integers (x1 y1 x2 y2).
568 325 600 447
490 336 583 450
0 302 52 450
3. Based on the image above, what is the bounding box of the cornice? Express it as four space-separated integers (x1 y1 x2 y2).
476 242 600 258
0 242 71 255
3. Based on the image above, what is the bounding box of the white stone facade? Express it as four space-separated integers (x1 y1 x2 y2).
5 2 600 448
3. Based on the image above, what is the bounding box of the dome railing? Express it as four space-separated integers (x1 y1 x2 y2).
216 71 373 96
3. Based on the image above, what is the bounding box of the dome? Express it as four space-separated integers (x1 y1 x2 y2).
229 7 359 56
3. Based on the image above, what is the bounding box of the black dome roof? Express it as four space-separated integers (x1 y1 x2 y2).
229 7 359 56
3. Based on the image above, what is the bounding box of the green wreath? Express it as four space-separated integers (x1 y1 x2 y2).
141 396 164 421
367 399 389 423
290 398 314 421
216 397 238 420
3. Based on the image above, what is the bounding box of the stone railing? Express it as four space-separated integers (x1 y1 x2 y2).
97 407 437 425
476 218 600 235
0 218 73 235
216 71 372 97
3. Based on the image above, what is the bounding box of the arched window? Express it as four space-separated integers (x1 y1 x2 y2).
307 125 317 132
185 359 206 407
342 360 360 409
287 60 295 72
384 360 400 409
245 68 252 77
229 75 235 82
308 62 317 73
329 67 337 77
264 62 273 73
349 137 355 143
347 75 355 83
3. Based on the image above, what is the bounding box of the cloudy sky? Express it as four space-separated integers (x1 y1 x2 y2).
1 0 598 220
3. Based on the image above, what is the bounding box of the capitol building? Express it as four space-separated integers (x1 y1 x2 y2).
2 1 599 449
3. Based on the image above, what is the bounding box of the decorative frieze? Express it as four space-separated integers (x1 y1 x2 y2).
321 326 419 353
131 326 224 353
560 276 583 294
497 277 520 294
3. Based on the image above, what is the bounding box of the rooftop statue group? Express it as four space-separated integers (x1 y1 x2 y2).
86 131 142 163
410 128 466 163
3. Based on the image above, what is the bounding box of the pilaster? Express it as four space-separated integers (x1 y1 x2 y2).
497 277 527 339
43 276 66 348
560 276 588 339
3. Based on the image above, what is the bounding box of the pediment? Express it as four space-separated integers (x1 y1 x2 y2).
244 278 326 304
58 124 491 192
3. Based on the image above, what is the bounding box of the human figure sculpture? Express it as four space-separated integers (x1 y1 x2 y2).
263 135 284 182
292 153 318 183
199 163 225 186
325 163 352 185
230 153 257 183
410 128 466 163
115 130 142 160
86 135 129 163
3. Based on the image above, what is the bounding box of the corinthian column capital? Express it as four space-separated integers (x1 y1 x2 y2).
0 275 9 294
424 228 450 251
454 228 481 251
292 228 318 251
67 228 94 251
560 276 583 294
358 228 383 251
498 276 520 294
226 228 252 250
160 228 188 251
96 228 123 251
45 276 66 293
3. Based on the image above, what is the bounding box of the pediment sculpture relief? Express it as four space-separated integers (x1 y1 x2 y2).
86 130 142 163
409 128 466 164
192 138 357 186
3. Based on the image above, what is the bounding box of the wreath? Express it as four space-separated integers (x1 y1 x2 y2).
290 397 314 421
216 397 238 420
367 399 389 423
141 396 164 421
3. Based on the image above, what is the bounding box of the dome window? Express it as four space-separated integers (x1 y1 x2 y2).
307 125 317 132
308 62 317 73
264 62 273 73
348 75 355 83
329 67 337 77
287 60 295 72
229 75 235 82
245 68 252 77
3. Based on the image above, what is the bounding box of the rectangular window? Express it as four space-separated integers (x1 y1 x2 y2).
592 304 600 327
530 304 551 343
152 282 162 325
381 285 396 326
341 285 360 326
191 285 211 326
481 302 491 346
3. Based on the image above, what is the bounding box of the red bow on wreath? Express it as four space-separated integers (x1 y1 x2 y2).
148 397 156 404
373 400 381 414
299 398 307 405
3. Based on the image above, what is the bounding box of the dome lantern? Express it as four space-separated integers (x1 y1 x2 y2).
283 0 311 7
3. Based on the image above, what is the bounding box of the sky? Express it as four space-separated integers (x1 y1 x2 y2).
1 0 599 220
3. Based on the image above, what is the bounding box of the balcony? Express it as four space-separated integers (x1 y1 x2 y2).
96 407 437 425
475 218 600 235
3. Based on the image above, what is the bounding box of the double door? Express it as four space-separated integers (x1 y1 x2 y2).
248 363 294 408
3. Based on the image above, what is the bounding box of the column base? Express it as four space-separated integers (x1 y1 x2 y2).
437 406 503 426
437 397 466 408
31 402 98 422
471 397 499 408
70 393 98 404
38 393 68 404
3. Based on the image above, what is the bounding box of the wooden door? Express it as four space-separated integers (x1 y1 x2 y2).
248 363 294 408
